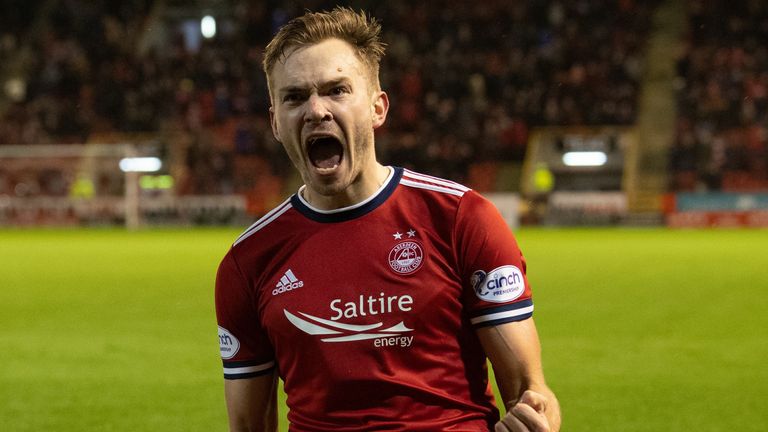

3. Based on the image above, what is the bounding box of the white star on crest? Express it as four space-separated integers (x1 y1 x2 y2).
393 232 403 239
407 229 416 237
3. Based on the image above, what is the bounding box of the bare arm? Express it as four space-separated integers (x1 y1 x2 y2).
224 371 279 432
477 319 561 432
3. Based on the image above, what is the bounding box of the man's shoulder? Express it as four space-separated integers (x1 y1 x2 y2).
395 169 501 221
397 168 473 199
231 196 299 249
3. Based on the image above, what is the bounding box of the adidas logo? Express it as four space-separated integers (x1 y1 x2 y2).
272 269 304 295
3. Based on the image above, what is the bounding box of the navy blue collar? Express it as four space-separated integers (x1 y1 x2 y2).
291 167 403 223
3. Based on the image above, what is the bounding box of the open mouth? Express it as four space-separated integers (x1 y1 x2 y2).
307 136 344 171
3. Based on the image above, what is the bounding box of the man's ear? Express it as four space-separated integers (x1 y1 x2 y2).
371 91 389 129
269 106 281 142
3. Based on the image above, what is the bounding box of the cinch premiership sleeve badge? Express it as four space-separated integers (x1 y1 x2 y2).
471 265 526 303
218 326 240 359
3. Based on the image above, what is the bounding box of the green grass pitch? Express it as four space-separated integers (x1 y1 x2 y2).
1 227 766 431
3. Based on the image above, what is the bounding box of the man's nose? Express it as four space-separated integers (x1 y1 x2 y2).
304 94 333 123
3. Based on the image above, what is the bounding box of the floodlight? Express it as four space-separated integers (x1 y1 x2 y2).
119 157 162 172
562 151 607 167
201 15 216 39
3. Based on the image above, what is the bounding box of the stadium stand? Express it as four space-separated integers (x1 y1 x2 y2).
0 1 36 63
1 0 661 221
671 0 768 192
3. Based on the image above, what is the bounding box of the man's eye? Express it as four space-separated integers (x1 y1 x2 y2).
283 94 302 103
331 86 348 96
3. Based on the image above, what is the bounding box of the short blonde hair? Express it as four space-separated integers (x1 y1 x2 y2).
263 7 386 97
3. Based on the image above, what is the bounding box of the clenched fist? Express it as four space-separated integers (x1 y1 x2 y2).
495 390 558 432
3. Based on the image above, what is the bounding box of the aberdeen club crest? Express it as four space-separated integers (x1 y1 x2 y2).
388 240 424 275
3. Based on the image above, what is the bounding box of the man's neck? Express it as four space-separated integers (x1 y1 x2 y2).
302 164 391 211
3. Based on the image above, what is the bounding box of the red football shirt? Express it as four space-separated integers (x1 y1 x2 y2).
216 167 534 431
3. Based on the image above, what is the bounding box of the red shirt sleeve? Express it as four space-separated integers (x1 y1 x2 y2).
454 190 533 328
215 251 275 379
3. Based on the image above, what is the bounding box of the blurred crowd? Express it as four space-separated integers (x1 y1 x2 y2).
1 0 657 201
0 1 36 64
670 0 768 191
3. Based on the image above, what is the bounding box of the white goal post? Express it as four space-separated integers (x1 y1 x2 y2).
0 143 246 228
